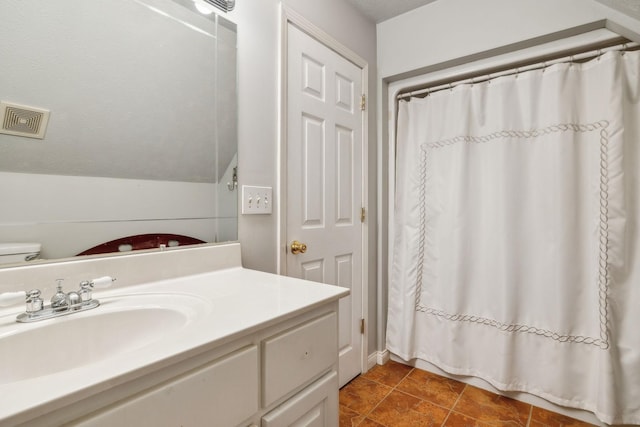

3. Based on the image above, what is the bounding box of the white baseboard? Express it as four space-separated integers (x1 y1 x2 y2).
367 349 390 370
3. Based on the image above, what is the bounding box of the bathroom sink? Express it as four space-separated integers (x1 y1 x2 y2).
0 293 210 384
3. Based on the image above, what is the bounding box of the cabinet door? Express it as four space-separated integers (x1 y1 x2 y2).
70 346 259 427
261 371 338 427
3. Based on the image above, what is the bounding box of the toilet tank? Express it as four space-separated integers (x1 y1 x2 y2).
0 243 42 265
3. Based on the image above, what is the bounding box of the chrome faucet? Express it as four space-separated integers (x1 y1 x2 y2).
0 276 116 323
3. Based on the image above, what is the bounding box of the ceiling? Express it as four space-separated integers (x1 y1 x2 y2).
344 0 439 23
346 0 640 24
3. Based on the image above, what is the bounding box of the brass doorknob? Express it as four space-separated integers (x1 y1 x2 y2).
290 240 307 255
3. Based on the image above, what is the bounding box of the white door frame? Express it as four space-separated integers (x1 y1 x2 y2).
278 4 369 376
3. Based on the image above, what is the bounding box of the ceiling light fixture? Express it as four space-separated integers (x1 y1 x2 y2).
201 0 235 12
193 0 215 15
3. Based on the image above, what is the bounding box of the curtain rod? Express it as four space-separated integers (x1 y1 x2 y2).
397 41 640 100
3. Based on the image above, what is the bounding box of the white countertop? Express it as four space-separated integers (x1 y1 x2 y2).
0 266 348 426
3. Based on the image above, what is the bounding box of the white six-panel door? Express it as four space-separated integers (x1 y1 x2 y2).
286 23 364 387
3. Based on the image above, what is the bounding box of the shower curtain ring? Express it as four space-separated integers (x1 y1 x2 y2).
622 43 627 55
597 49 602 60
448 83 453 92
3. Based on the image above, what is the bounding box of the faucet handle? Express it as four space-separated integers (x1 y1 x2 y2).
91 276 116 289
79 276 116 290
0 289 43 313
78 277 115 302
78 276 115 298
26 289 44 313
0 290 27 307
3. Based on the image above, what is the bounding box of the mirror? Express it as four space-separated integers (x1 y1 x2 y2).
0 0 238 264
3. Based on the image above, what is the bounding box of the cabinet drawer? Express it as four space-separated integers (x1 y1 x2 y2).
262 371 338 427
262 312 337 407
71 345 259 427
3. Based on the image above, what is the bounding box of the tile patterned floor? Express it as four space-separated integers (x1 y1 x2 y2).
339 361 595 427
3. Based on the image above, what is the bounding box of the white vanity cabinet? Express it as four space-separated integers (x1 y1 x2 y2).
0 244 349 427
64 304 339 427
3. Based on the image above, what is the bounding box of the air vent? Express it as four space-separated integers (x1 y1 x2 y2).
0 101 50 139
202 0 235 12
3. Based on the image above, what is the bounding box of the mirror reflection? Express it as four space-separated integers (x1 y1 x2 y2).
0 0 238 266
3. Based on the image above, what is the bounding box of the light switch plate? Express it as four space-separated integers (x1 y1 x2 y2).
241 185 273 214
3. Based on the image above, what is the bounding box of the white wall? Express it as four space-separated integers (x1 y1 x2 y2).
378 0 606 79
228 0 376 271
225 0 378 354
378 0 640 80
376 0 640 354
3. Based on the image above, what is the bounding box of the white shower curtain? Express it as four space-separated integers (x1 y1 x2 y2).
388 50 640 424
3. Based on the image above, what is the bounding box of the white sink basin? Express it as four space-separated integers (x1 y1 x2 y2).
0 293 210 384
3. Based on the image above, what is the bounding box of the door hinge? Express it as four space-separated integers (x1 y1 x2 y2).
360 94 366 111
360 207 366 223
360 318 365 334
